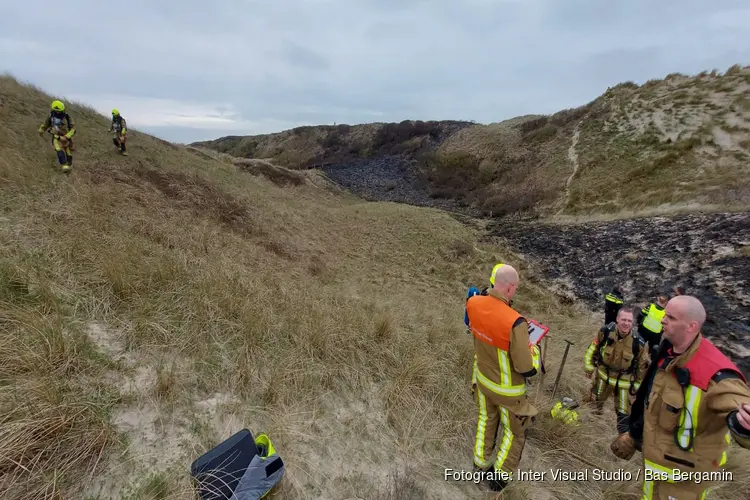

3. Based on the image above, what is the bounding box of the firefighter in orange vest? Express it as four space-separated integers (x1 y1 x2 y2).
467 263 505 396
611 295 750 499
466 264 541 492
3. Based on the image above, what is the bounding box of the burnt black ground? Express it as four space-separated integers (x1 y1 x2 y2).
321 155 483 216
487 212 750 376
318 157 750 376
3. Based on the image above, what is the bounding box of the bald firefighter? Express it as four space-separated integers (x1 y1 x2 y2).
584 307 650 434
611 295 750 500
637 294 668 352
38 100 76 172
466 263 506 396
466 264 541 492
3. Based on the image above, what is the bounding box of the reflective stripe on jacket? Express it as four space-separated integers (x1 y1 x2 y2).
467 290 537 402
641 334 750 484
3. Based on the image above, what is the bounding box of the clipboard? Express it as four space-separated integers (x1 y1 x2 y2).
527 319 550 346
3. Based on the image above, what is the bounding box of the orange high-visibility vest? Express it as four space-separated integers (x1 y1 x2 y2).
466 294 522 351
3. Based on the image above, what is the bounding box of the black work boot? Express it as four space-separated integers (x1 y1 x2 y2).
472 465 492 490
487 472 508 492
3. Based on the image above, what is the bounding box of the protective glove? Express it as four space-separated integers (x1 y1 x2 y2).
610 432 636 460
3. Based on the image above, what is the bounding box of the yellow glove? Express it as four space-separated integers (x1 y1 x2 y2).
529 343 541 373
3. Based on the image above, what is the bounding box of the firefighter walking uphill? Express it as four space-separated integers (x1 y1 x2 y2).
466 264 541 492
611 295 750 500
584 306 650 434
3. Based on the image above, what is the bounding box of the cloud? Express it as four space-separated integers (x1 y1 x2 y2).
2 0 750 143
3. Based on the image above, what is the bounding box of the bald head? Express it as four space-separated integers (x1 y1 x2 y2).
492 264 520 299
661 295 706 352
672 295 706 326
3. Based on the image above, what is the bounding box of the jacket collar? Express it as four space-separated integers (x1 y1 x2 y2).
666 333 702 371
487 288 512 306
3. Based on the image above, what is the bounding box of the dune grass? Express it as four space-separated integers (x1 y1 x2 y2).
1 73 749 500
195 66 750 220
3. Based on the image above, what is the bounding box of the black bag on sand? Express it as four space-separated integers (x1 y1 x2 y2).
190 428 285 500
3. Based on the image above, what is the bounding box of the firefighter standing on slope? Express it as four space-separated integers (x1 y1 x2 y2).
466 264 541 492
38 100 76 172
466 263 505 396
637 294 668 353
584 306 650 434
110 108 128 155
611 295 750 500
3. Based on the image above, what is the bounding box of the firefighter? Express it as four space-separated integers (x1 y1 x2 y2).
583 307 649 434
38 100 76 172
611 295 750 500
604 286 624 325
466 263 504 396
637 294 668 352
466 264 541 492
110 108 128 155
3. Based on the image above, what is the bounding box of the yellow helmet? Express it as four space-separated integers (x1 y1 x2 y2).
112 108 119 116
489 263 504 286
51 100 64 112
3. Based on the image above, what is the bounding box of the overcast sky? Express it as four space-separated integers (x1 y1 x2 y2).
3 1 750 144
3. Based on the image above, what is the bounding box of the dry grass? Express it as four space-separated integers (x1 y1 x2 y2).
195 65 750 220
2 73 749 500
429 66 750 218
191 121 468 170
